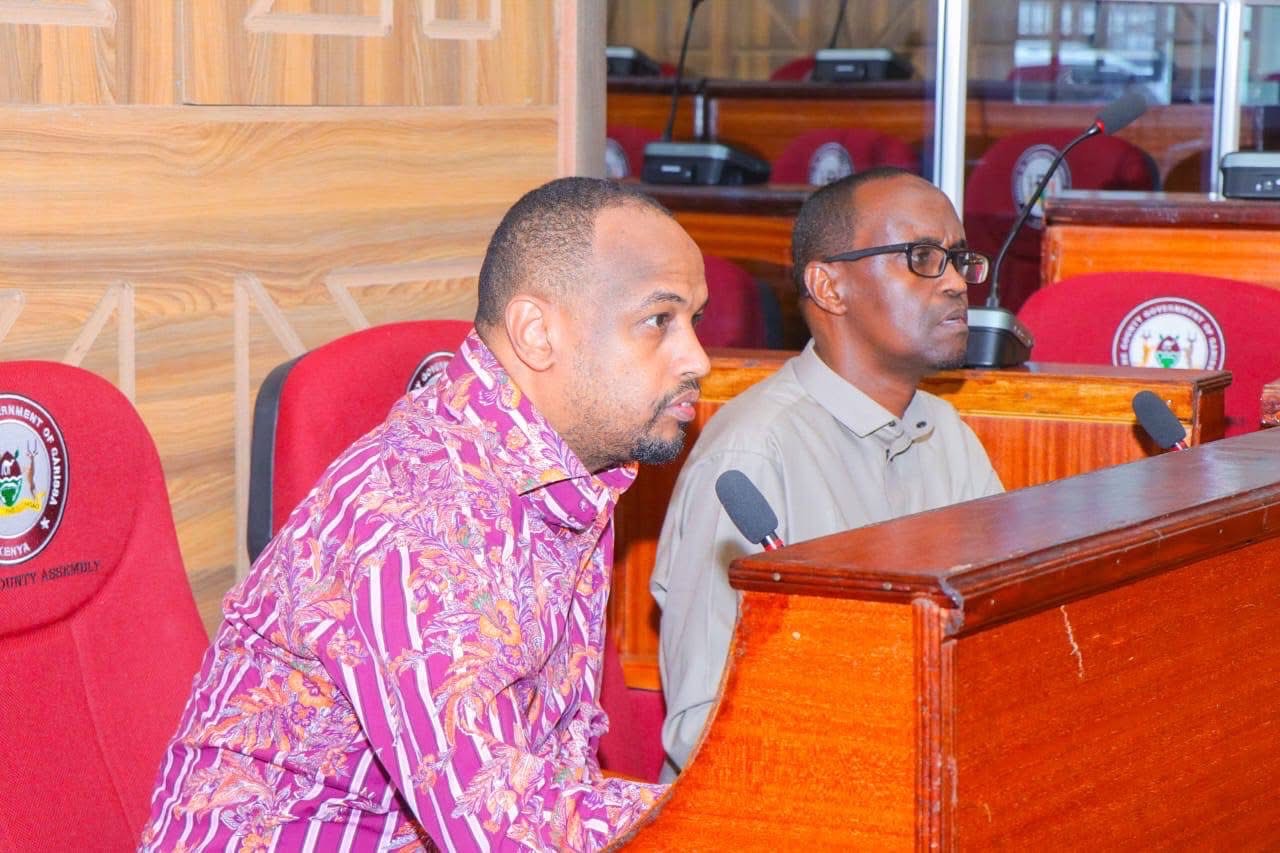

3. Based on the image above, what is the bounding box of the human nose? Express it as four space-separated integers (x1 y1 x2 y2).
939 257 968 296
680 324 711 380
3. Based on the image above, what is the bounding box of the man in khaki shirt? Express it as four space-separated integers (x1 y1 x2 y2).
651 168 1004 781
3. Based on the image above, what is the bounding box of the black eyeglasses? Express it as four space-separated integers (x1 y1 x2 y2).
822 241 991 285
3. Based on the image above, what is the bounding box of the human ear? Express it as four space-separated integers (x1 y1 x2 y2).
504 295 556 372
804 263 849 316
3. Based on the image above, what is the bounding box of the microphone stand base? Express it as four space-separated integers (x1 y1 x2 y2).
642 141 771 186
965 306 1035 368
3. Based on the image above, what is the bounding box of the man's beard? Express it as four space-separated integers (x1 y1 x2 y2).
618 379 700 467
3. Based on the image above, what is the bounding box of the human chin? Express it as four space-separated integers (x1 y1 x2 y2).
627 429 687 466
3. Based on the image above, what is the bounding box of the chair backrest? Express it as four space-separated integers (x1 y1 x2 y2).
1017 271 1280 435
606 124 660 180
248 319 472 561
964 128 1160 312
0 361 207 851
770 127 920 186
698 253 778 349
771 55 816 81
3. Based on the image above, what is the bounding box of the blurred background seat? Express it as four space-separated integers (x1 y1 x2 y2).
1017 271 1280 436
605 124 660 180
770 127 920 186
964 129 1160 312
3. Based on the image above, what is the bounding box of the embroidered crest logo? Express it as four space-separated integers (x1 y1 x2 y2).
408 351 454 393
1112 297 1225 370
0 394 68 566
808 142 854 187
1011 144 1070 229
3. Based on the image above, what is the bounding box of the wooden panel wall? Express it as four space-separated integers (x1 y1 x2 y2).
0 0 597 632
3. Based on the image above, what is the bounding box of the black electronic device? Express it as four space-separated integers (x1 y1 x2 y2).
1220 151 1280 200
606 45 662 78
641 0 771 186
812 48 913 82
965 90 1148 368
641 141 771 185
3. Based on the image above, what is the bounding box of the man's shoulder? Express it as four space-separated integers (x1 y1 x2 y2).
696 360 812 447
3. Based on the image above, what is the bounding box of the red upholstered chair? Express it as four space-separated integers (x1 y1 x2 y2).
698 253 780 349
963 129 1159 313
771 127 920 186
1017 271 1280 436
247 319 472 560
605 124 660 180
771 55 816 81
0 362 207 850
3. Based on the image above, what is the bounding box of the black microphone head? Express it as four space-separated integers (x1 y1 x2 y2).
1095 91 1147 135
714 470 779 545
1132 390 1187 450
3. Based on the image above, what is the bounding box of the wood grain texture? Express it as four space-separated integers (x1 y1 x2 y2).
185 0 554 106
616 594 917 850
732 428 1280 631
610 351 1229 688
632 428 1280 846
0 106 558 630
0 0 175 104
1042 193 1280 293
950 535 1280 846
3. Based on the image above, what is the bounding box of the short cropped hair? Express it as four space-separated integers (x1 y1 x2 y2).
475 177 671 329
790 166 916 296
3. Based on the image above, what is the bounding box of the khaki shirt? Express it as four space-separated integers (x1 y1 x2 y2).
651 341 1003 780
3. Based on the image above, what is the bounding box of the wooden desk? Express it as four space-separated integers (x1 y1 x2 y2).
619 427 1280 848
611 352 1230 689
639 183 806 269
1043 191 1280 291
610 79 1279 191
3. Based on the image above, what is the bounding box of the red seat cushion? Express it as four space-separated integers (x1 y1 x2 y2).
965 129 1159 312
698 253 769 349
771 128 919 186
771 56 816 81
606 124 660 180
0 362 207 850
1018 271 1280 436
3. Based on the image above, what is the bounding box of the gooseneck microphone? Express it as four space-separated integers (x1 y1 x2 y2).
714 470 784 551
642 2 770 185
659 0 706 143
965 90 1149 369
1132 390 1189 451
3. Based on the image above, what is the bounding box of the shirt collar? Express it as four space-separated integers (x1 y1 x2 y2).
792 340 936 454
434 330 637 532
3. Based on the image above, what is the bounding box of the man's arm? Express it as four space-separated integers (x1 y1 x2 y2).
651 450 786 778
316 541 663 851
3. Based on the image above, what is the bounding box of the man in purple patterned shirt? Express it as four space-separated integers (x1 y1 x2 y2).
142 178 710 852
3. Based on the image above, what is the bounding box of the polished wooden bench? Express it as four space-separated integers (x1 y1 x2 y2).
611 351 1231 690
615 427 1280 848
1043 191 1280 292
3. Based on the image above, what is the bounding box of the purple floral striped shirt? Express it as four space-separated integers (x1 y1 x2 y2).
142 331 664 852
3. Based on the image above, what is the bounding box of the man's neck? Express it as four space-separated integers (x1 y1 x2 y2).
812 339 920 419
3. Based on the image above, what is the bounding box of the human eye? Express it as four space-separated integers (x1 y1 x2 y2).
908 244 946 274
644 312 672 330
691 308 705 327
